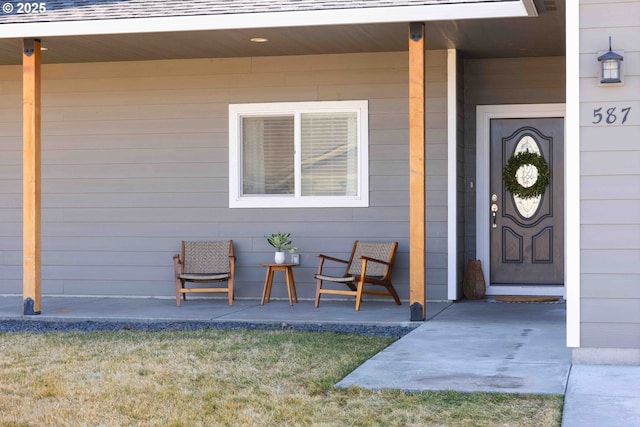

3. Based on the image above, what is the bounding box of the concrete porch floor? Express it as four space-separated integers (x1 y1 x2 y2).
0 295 446 325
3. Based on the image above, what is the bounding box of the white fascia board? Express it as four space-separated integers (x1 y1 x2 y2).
0 1 537 38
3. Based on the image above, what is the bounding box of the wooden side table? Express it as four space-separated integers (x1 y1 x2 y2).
260 263 298 305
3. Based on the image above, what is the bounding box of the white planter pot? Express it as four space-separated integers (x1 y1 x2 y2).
274 251 286 264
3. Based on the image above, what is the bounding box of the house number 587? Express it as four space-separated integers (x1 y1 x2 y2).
592 107 632 124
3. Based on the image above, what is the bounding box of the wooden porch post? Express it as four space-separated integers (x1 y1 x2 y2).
408 23 426 321
22 39 42 315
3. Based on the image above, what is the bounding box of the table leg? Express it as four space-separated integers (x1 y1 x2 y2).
284 267 293 305
288 267 298 303
261 266 272 305
266 269 275 302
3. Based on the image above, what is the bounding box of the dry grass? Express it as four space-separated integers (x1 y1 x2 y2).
0 329 562 426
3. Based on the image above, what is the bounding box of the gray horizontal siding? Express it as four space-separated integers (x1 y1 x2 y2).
581 250 640 275
581 299 640 349
581 323 640 349
582 275 640 299
582 225 640 249
578 0 640 355
0 50 450 302
581 201 640 225
582 299 640 324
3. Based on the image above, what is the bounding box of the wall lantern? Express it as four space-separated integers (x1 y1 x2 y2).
597 37 623 84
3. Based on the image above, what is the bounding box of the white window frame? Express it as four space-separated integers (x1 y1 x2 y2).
229 100 369 208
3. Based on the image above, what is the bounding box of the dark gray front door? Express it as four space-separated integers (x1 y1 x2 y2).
490 118 564 285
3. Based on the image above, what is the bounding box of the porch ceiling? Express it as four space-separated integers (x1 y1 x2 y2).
0 1 564 65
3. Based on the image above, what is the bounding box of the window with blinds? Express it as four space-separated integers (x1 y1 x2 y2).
242 116 295 195
301 112 358 197
229 101 368 208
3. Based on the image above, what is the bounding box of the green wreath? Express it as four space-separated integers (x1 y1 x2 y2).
502 151 550 199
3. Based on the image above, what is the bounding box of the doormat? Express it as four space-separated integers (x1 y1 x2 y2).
490 296 562 303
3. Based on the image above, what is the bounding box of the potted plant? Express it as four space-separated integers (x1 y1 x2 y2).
266 232 297 264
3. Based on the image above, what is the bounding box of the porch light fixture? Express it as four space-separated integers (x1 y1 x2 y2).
250 37 269 43
597 37 623 84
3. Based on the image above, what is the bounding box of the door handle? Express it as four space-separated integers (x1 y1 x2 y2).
491 203 498 229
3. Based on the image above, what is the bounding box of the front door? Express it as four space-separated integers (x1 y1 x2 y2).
490 118 564 285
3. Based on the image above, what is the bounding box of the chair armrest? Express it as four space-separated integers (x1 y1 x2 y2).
173 254 181 277
359 255 391 266
358 255 392 279
316 254 349 276
316 254 349 264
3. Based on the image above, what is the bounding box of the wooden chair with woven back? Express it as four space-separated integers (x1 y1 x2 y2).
314 241 401 311
173 240 235 306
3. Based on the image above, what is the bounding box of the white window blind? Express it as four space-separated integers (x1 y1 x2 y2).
301 112 358 197
242 116 294 195
229 101 368 208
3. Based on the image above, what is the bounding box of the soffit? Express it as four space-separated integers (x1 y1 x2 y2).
0 1 564 65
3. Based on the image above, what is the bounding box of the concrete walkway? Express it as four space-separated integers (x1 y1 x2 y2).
338 300 571 394
562 364 640 427
1 295 638 426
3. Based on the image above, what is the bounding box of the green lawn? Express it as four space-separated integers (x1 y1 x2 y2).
0 329 563 426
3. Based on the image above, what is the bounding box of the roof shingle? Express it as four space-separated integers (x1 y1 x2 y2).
0 0 508 24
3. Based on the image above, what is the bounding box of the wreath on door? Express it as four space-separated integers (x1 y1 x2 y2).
502 151 550 199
